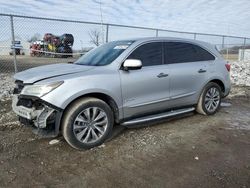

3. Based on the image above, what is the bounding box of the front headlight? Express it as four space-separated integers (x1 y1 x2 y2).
21 81 64 97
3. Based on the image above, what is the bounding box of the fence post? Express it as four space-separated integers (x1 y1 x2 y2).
106 24 109 43
222 36 225 49
194 33 196 40
242 38 246 61
10 15 18 73
156 29 159 37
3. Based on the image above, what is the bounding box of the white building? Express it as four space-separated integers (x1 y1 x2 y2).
239 49 250 61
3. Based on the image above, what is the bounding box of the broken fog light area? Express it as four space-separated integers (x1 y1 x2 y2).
34 106 55 128
17 98 33 108
13 80 24 94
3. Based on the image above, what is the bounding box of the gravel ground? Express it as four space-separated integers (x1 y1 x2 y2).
0 73 15 101
0 86 250 188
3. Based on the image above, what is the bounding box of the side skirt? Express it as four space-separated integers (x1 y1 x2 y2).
121 107 195 127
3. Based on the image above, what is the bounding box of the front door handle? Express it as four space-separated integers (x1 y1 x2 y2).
157 73 169 78
198 69 207 73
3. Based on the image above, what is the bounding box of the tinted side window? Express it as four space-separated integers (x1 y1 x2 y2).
194 45 215 61
165 42 215 64
128 42 163 66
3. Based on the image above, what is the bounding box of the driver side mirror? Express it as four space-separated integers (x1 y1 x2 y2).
123 59 142 71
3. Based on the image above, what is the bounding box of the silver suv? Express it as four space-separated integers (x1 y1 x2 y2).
12 37 231 149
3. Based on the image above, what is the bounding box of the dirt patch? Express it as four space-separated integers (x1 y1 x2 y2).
0 56 78 73
227 85 250 99
0 87 250 188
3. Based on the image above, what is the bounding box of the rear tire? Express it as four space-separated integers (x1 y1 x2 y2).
196 82 222 115
62 97 114 149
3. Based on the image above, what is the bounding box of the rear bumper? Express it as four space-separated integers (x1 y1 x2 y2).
12 95 63 137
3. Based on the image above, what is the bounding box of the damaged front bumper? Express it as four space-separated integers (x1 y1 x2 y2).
12 95 63 137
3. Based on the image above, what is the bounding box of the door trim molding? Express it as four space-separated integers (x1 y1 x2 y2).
170 91 196 100
128 91 196 108
128 97 171 108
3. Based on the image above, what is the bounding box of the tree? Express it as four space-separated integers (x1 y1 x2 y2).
27 33 41 42
89 29 101 46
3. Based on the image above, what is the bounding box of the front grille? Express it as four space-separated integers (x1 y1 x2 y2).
13 80 24 94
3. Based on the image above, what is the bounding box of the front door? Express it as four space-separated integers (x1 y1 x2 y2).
120 42 170 119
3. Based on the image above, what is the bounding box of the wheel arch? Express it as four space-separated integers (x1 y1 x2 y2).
200 77 226 95
196 78 226 104
62 92 121 124
196 81 223 115
208 79 225 93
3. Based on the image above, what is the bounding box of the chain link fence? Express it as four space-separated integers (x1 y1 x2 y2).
1 13 250 74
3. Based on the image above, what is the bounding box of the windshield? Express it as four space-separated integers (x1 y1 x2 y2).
75 40 134 66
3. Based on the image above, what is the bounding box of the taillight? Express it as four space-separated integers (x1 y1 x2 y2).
225 63 230 72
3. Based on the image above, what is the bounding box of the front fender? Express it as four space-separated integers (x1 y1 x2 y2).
41 74 122 110
61 88 121 109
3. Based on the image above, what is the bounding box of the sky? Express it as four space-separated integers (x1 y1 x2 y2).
0 0 250 50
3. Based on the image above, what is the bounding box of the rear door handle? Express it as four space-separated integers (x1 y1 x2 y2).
198 69 207 73
157 73 169 78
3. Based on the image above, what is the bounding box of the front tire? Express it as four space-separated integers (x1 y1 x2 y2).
196 82 222 115
62 97 114 149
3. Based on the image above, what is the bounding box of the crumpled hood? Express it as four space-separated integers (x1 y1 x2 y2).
14 63 94 83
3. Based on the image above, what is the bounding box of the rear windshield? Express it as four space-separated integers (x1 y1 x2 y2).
75 40 134 66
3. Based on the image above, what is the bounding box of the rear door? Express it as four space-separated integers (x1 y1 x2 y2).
164 42 215 108
120 42 170 118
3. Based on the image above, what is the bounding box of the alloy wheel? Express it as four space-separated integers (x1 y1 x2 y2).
73 107 108 144
204 87 220 113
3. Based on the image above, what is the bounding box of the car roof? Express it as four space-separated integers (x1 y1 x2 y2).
125 37 210 46
117 37 221 58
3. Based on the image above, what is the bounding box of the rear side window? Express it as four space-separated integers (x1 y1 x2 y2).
128 42 163 66
164 42 215 64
